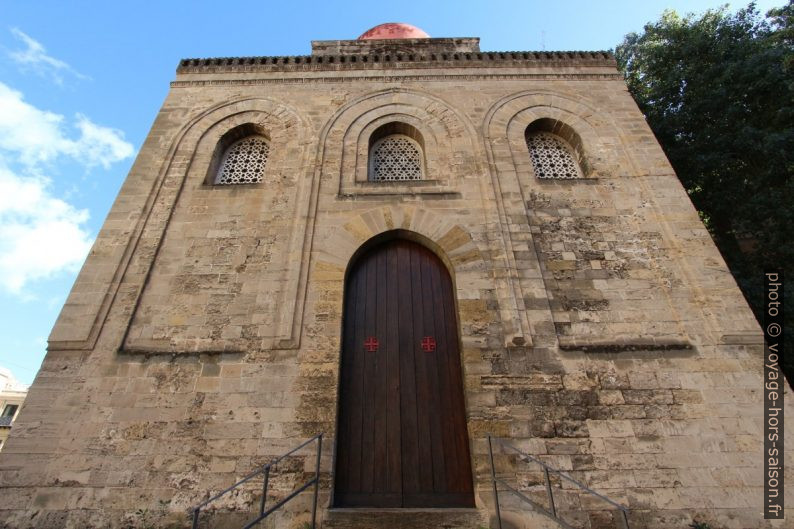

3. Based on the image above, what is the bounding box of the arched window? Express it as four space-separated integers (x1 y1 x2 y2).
525 119 586 179
368 122 425 181
214 135 270 185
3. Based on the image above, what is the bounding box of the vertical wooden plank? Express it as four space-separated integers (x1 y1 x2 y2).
397 242 420 503
417 247 447 492
410 244 435 497
361 252 378 493
430 253 464 493
385 243 402 498
335 240 473 507
440 266 474 497
373 247 389 493
422 249 454 494
347 253 368 493
334 263 358 496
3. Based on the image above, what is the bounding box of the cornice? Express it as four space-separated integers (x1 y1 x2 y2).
176 50 616 75
170 72 624 88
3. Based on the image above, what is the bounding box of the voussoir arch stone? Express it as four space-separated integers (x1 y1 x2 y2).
313 205 483 279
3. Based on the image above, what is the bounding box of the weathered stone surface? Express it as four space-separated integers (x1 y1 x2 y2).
0 31 790 529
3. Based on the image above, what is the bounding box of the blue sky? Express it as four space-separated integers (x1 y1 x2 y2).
0 0 785 385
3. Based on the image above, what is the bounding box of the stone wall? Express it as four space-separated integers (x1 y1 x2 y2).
0 44 790 529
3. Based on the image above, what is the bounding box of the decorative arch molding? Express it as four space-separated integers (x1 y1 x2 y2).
304 88 530 345
483 90 627 181
481 90 693 348
170 101 312 190
478 91 635 346
317 88 481 198
310 88 527 346
123 98 316 353
50 96 316 353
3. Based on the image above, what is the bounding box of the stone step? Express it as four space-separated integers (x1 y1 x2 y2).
493 508 568 529
322 508 489 529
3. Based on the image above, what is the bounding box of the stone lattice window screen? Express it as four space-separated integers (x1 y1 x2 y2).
215 136 270 184
526 132 582 179
369 134 423 181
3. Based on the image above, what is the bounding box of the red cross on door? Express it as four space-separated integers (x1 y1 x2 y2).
421 336 436 352
364 336 379 352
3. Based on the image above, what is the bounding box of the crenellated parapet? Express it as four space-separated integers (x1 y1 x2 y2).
177 48 616 75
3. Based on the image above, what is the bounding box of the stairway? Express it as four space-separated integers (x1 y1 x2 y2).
488 497 575 529
322 508 489 529
486 436 631 529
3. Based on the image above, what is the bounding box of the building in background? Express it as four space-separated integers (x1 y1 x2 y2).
0 368 28 453
0 22 790 529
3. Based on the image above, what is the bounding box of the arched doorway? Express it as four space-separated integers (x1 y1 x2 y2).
333 238 474 508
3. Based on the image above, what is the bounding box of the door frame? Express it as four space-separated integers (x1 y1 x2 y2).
329 229 472 508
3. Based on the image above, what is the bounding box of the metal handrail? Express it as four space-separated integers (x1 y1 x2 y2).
190 433 323 529
488 435 630 529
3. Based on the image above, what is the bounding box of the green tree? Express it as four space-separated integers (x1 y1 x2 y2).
768 1 794 71
615 2 794 385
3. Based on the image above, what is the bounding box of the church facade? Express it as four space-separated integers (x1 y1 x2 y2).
0 24 789 529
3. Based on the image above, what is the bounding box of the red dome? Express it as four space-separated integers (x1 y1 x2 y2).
358 23 430 40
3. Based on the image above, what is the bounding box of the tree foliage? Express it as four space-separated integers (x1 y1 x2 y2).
615 2 794 383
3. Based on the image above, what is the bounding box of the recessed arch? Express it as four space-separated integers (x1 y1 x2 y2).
481 90 693 349
483 89 631 180
315 88 482 197
368 121 425 149
121 97 316 353
524 117 589 178
50 96 314 350
368 122 426 182
205 123 271 185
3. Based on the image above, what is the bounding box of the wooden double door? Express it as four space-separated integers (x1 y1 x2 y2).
334 239 474 508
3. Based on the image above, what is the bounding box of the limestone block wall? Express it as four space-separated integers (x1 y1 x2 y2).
124 98 315 353
0 47 791 529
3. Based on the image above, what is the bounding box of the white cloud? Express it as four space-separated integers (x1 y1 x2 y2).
0 82 69 164
0 166 93 293
7 28 88 84
0 81 134 294
0 83 133 167
73 114 136 168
